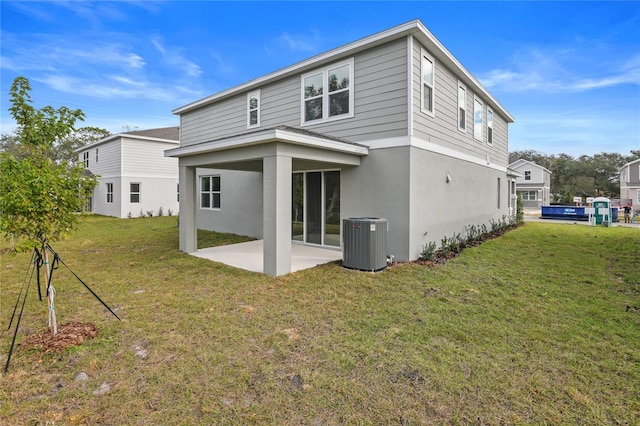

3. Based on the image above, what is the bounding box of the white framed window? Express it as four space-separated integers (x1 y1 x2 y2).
497 178 501 209
457 82 467 132
130 183 140 203
83 151 89 167
106 183 113 203
487 107 494 145
177 183 180 202
95 148 99 163
421 49 435 116
524 171 531 181
200 176 220 209
247 90 260 128
521 191 537 201
473 97 483 141
301 58 354 125
637 191 640 204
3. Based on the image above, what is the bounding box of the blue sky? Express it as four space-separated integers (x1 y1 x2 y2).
1 1 639 157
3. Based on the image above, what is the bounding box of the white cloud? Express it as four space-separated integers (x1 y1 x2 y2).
479 48 640 93
151 36 202 78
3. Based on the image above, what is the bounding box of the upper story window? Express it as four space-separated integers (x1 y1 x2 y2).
247 90 260 128
201 176 221 209
421 50 435 116
130 183 140 203
83 151 89 167
473 97 483 141
301 58 354 125
524 171 531 181
487 108 494 145
95 148 99 163
457 82 467 132
106 182 113 203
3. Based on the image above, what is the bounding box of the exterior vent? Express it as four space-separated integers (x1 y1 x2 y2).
342 217 388 272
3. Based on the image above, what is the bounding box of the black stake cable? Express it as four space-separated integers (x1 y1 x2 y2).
4 254 36 373
45 244 121 321
35 248 43 302
7 249 36 331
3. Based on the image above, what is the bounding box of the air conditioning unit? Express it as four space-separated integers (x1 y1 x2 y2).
342 217 388 272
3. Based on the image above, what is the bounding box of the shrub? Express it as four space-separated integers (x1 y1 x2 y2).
146 210 154 218
158 206 164 217
167 209 173 216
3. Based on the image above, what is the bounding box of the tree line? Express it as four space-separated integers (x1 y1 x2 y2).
509 150 640 204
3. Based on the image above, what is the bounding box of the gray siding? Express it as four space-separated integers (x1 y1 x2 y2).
412 41 509 167
180 38 409 147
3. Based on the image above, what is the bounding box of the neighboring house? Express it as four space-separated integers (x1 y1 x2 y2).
77 127 180 218
166 19 516 276
509 159 551 208
620 158 640 207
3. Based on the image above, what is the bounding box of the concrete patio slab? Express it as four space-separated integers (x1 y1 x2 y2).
192 240 343 274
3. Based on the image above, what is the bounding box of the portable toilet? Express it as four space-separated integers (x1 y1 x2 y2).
593 197 611 225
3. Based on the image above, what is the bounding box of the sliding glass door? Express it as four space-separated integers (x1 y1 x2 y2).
291 170 340 247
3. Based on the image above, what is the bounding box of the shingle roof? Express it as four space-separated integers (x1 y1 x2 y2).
123 126 179 141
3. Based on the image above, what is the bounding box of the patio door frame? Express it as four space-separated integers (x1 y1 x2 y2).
291 169 340 248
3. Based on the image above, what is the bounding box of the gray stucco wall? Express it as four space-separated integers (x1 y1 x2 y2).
195 168 263 239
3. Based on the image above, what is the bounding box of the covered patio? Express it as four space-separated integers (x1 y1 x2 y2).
166 126 368 276
192 240 343 273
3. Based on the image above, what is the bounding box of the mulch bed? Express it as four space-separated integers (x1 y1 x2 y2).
18 322 98 353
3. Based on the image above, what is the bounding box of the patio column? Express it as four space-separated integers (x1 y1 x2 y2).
263 154 292 276
179 164 197 253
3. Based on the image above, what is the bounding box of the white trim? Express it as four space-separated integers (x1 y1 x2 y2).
420 47 435 118
457 82 467 133
366 135 508 172
75 133 179 152
129 182 141 204
473 95 483 142
407 35 414 137
165 127 368 158
199 174 221 210
300 58 354 126
486 107 494 146
247 89 261 129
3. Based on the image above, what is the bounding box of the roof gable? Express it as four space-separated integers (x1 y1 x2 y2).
75 126 179 153
173 19 514 123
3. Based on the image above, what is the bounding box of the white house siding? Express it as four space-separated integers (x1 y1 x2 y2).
119 176 179 218
179 38 409 148
93 177 122 217
412 41 509 168
195 168 263 238
122 138 179 176
78 140 122 217
620 160 640 205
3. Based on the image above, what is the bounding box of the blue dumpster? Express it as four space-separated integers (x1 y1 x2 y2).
541 206 589 221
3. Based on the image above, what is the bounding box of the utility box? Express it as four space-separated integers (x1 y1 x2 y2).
593 197 612 225
342 217 388 272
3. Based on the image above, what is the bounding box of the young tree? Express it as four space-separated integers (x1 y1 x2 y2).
0 76 97 334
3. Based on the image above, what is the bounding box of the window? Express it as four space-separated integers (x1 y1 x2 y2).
83 151 89 167
130 183 140 203
106 183 113 203
487 108 494 145
421 50 435 115
637 191 640 204
497 178 501 209
521 191 537 201
473 97 483 141
177 183 180 202
524 171 531 181
200 176 220 209
95 148 99 163
302 59 353 124
247 90 260 128
457 82 467 132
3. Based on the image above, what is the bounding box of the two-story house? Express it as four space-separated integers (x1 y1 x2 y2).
77 127 180 218
620 158 640 207
508 159 552 208
166 19 516 276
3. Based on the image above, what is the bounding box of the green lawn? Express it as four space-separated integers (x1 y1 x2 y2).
1 215 639 425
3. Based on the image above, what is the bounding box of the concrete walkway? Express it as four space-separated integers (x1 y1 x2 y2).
192 240 343 274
